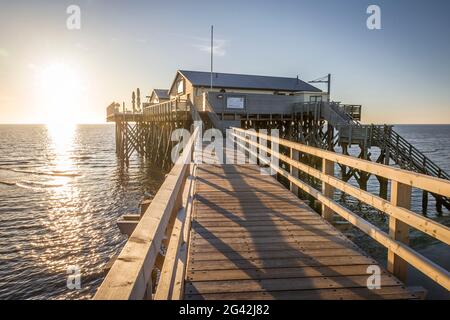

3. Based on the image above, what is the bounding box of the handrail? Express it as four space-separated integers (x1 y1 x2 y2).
328 103 361 127
372 125 450 180
293 102 362 127
203 93 223 131
187 100 202 124
143 98 189 117
94 127 199 300
143 98 175 113
234 128 450 197
340 104 362 121
231 127 450 291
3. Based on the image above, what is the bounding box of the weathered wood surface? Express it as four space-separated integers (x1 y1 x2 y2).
94 128 198 300
231 129 450 290
185 163 416 300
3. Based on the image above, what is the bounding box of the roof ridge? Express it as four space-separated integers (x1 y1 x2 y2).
179 69 305 81
177 69 322 92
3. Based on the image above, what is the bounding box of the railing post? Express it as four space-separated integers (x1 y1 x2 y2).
387 180 411 282
290 148 299 196
321 158 335 221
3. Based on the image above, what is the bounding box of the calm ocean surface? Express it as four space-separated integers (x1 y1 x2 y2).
0 124 449 299
0 124 165 299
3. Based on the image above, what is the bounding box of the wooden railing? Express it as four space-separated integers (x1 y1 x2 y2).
293 102 361 129
143 98 189 117
203 93 224 131
94 127 199 300
372 125 450 180
340 104 362 121
231 127 450 291
187 100 203 124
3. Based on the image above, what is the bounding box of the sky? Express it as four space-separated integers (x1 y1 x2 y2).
0 0 450 124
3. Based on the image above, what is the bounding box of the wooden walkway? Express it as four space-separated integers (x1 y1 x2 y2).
184 163 416 300
94 132 450 300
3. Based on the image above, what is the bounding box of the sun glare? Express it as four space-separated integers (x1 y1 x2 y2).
38 63 84 126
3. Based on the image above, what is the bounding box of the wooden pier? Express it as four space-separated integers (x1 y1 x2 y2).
99 71 450 299
94 127 450 300
107 99 193 169
108 95 450 212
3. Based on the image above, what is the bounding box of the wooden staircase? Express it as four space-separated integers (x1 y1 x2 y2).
323 102 450 212
371 125 450 212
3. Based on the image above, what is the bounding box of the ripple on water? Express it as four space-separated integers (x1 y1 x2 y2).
0 124 166 299
0 124 449 299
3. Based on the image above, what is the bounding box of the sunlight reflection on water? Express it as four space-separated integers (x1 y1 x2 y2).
0 124 449 299
0 124 166 299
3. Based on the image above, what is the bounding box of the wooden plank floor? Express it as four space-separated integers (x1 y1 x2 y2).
184 162 417 300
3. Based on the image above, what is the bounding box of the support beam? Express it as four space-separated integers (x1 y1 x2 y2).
378 177 389 200
422 191 428 214
322 158 335 221
387 180 411 282
290 148 299 196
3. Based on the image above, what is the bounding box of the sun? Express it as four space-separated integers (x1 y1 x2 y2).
37 63 84 126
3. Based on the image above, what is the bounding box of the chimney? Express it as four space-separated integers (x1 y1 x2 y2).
296 75 299 84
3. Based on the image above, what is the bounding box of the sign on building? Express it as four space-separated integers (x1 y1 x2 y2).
227 97 245 109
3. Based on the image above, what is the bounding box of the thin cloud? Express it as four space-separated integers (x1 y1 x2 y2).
192 38 228 57
155 32 228 56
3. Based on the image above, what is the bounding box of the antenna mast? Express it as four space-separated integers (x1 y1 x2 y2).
309 73 331 102
210 25 214 90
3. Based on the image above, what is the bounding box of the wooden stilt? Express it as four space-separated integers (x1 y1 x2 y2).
422 190 428 214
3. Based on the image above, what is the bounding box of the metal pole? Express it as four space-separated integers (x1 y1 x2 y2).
327 73 331 102
210 25 213 90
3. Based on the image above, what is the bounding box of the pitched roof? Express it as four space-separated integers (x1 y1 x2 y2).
178 70 321 92
153 89 169 99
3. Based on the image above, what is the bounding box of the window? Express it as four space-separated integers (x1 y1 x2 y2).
310 95 323 102
177 79 184 94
